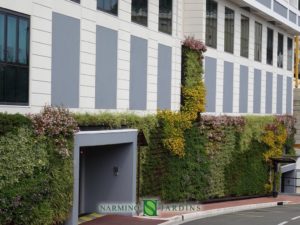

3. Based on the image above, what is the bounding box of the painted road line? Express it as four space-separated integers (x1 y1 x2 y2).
291 215 300 220
278 222 288 225
78 213 102 224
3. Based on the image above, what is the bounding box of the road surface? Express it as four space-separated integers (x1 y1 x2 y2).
183 204 300 225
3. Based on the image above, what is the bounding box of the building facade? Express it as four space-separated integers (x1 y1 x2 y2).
0 0 299 116
0 0 182 114
184 0 299 115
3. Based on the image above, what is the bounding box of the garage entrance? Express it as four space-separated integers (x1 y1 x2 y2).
66 129 138 225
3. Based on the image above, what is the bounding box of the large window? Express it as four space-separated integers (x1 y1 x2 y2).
240 15 249 58
132 0 148 26
277 33 284 68
224 7 234 53
254 22 262 62
159 0 172 34
0 10 29 105
287 37 293 71
266 28 273 65
97 0 118 15
206 0 218 48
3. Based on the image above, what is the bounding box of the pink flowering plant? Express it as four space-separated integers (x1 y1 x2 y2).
29 105 79 157
182 36 207 53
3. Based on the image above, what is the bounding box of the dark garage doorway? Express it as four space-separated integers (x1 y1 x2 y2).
79 144 134 215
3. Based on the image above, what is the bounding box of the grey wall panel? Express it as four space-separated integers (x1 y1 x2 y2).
299 16 300 26
205 56 217 112
52 12 80 108
157 44 172 110
95 26 118 109
277 74 283 114
223 61 233 113
130 36 148 110
253 69 262 113
83 144 134 212
239 65 248 113
286 76 292 114
289 10 297 24
274 1 288 18
256 0 271 8
265 72 273 114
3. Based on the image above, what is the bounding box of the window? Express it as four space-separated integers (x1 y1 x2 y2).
266 28 273 65
277 33 284 68
206 0 218 48
240 15 249 58
70 0 80 3
0 10 29 105
254 22 262 62
224 7 234 53
132 0 148 26
287 37 293 71
159 0 172 34
97 0 118 15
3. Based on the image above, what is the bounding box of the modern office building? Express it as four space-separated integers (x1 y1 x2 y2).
184 0 298 115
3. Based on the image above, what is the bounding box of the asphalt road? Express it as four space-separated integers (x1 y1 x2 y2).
183 204 300 225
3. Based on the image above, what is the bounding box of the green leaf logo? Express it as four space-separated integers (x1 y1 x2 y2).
143 200 158 216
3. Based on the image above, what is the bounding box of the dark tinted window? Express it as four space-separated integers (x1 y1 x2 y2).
0 10 29 105
132 0 148 26
266 28 273 65
97 0 118 15
224 7 234 53
0 14 4 61
254 22 262 62
287 37 293 71
277 33 284 68
206 0 218 48
159 0 172 34
240 15 249 58
70 0 80 3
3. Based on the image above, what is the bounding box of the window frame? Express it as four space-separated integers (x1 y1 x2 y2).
287 37 293 71
224 7 234 54
0 8 30 106
277 32 284 68
240 15 249 58
131 0 148 27
254 22 262 62
205 0 218 49
97 0 119 16
266 28 274 65
158 0 173 35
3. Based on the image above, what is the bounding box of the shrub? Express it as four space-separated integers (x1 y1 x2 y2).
29 106 79 157
0 113 31 135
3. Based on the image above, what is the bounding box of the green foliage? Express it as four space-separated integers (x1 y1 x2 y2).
0 107 74 225
142 115 295 202
0 113 31 135
0 128 48 190
74 112 157 140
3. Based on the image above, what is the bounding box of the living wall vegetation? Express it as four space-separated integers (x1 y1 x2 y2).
0 107 78 225
0 37 296 224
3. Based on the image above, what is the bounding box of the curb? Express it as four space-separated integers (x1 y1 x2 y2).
159 201 289 225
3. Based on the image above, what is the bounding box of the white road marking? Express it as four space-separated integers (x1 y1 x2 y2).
291 215 300 220
278 222 288 225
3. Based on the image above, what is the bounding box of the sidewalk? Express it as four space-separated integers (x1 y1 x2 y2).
81 195 300 225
